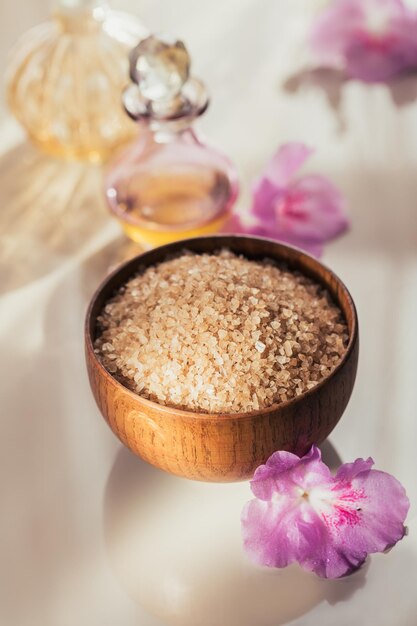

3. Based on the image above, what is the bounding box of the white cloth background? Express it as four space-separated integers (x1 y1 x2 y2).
1 1 417 625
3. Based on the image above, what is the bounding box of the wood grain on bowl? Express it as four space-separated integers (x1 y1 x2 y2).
85 235 359 482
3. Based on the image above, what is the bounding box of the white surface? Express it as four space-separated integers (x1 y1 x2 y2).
1 1 417 625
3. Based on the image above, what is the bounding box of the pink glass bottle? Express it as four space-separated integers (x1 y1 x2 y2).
105 35 239 247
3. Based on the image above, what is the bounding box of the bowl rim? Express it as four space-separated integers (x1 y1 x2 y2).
85 234 358 421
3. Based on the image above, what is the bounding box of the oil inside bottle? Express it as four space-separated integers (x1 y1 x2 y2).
108 164 232 246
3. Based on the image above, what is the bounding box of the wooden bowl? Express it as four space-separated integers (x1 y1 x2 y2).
85 236 359 482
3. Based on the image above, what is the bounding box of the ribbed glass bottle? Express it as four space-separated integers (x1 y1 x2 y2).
6 0 147 162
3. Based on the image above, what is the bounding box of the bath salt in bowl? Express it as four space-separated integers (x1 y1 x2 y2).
95 250 348 414
85 236 358 481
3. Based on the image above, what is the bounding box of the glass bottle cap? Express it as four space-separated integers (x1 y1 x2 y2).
123 34 209 122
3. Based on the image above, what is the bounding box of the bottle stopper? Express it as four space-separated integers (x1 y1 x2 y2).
122 34 209 122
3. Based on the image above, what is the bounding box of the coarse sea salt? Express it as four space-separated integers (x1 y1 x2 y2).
95 249 349 414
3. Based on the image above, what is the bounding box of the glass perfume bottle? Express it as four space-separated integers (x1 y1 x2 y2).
6 0 147 162
105 35 239 247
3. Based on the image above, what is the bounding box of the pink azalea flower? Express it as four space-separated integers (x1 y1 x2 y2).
310 0 417 83
223 143 348 258
241 445 409 579
222 212 323 257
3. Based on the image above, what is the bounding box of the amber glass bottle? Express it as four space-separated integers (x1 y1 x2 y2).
6 0 147 162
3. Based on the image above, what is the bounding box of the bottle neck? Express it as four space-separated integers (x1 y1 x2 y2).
52 0 108 32
54 0 106 9
148 118 199 143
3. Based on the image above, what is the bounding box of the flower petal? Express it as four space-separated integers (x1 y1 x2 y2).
250 446 332 501
249 225 324 258
250 450 304 501
220 213 324 258
335 456 374 481
251 177 283 224
261 143 314 187
310 0 417 83
248 144 348 253
220 211 247 234
242 497 328 569
313 469 410 577
241 446 410 579
345 35 417 83
274 175 349 243
309 0 364 66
